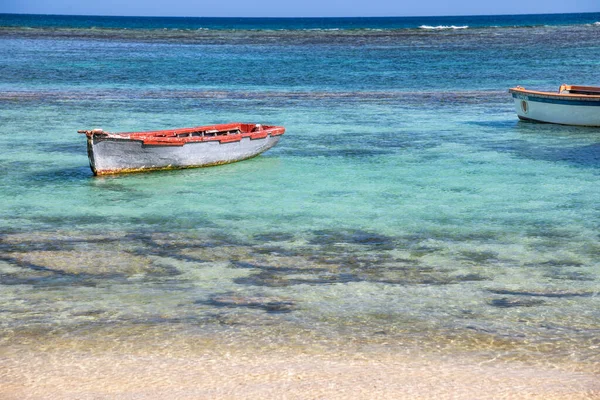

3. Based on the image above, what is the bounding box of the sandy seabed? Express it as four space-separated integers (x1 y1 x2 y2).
1 342 599 400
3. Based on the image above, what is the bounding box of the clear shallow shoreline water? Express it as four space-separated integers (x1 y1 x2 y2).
1 13 599 374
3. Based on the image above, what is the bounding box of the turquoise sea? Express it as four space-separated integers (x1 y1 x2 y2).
1 12 600 372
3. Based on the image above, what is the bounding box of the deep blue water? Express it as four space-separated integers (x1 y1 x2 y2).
2 12 600 30
0 12 599 370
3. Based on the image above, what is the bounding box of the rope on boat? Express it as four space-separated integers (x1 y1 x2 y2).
78 129 107 136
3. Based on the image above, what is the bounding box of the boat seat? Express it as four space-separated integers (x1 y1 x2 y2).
568 90 600 95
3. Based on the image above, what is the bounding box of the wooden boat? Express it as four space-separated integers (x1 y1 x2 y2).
78 122 285 175
508 85 600 126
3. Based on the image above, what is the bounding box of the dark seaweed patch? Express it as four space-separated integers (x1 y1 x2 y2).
0 234 122 253
458 250 498 264
128 215 218 230
201 232 251 247
144 316 206 324
230 261 322 274
409 247 440 258
70 309 106 317
310 229 394 248
233 271 290 287
234 270 362 287
125 232 198 251
384 262 432 272
145 263 183 277
35 214 116 226
308 252 394 269
524 260 585 268
126 231 252 261
455 273 489 282
378 275 457 286
524 228 577 239
233 261 466 287
202 293 296 313
545 270 595 282
126 236 211 263
230 261 262 269
489 297 546 308
253 232 295 242
488 289 594 298
0 255 69 275
465 325 494 333
357 263 479 286
253 245 302 257
440 230 501 244
443 186 480 194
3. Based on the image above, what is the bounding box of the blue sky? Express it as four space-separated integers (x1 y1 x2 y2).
1 0 599 17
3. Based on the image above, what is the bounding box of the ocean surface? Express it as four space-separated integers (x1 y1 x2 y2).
1 12 600 371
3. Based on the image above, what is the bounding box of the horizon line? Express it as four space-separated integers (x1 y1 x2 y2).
1 10 599 19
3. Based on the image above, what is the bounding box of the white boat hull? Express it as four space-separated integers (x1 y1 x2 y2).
87 134 281 175
510 90 600 126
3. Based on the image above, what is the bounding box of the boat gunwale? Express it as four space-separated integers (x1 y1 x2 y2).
508 86 600 102
82 123 285 147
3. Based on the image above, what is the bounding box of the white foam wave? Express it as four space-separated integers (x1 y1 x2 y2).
419 25 469 30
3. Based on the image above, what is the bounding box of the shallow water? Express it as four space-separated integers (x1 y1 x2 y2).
1 13 600 373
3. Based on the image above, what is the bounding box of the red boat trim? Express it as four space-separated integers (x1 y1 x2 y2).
217 134 244 143
80 123 285 147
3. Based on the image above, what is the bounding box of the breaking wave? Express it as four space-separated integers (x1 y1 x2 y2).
419 25 469 30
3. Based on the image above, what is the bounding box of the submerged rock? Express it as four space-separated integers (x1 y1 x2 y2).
9 250 161 276
178 246 254 263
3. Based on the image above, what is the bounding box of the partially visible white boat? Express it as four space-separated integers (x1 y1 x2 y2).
508 85 600 126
